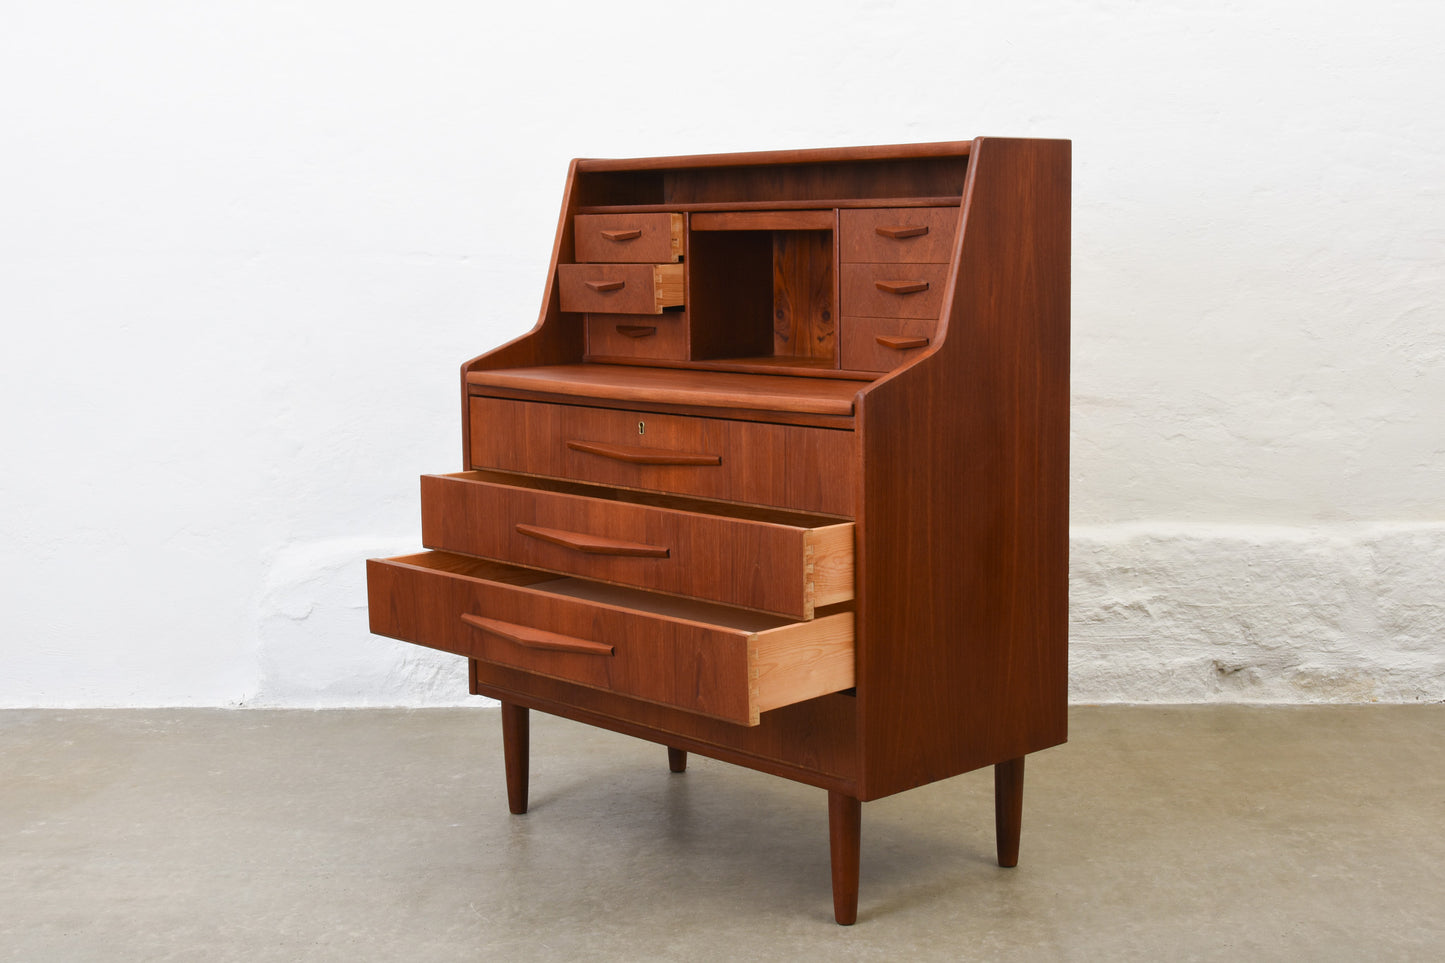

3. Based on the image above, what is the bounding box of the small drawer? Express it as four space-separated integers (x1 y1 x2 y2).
367 552 855 726
839 207 958 263
586 312 688 361
840 317 937 373
558 263 685 315
575 213 684 263
840 262 949 319
420 471 853 619
469 396 857 517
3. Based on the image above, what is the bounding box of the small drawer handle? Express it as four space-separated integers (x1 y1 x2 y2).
585 279 626 293
516 523 670 558
876 335 930 350
566 440 722 467
875 225 929 239
601 228 642 241
616 324 656 338
461 614 614 656
875 279 930 295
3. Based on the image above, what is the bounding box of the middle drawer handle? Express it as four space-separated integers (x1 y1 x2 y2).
585 279 627 293
616 324 656 338
600 228 643 241
516 523 670 558
875 279 930 295
566 440 722 467
461 614 615 656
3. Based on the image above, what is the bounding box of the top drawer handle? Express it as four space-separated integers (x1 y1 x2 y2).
566 440 722 467
601 229 643 241
516 523 670 558
585 279 626 293
461 613 614 656
875 279 930 295
875 225 929 240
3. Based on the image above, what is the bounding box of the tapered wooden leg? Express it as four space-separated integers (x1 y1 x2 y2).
667 747 687 773
828 790 861 925
500 702 529 815
995 755 1025 868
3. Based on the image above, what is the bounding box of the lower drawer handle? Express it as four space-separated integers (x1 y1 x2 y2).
566 440 722 467
601 228 643 241
461 614 614 656
875 224 929 239
516 523 670 558
616 324 656 338
876 335 930 350
585 279 626 293
875 279 930 295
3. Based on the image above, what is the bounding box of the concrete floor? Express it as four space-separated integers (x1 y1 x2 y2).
2 707 1442 961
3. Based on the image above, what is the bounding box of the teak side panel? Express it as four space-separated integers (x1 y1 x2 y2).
854 137 1071 800
468 396 858 516
418 472 853 618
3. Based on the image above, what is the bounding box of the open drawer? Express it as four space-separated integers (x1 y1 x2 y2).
420 471 853 619
367 552 855 726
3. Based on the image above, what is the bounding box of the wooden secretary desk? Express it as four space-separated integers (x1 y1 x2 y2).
366 138 1070 924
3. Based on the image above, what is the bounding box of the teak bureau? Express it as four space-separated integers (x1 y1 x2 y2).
366 138 1070 924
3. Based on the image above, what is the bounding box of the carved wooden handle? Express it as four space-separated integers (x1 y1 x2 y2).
516 523 670 558
585 279 626 292
876 335 930 350
566 440 722 466
601 229 642 241
616 325 656 338
875 279 930 295
875 225 929 239
461 614 614 656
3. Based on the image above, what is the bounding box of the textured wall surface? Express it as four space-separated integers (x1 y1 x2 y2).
2 1 1440 706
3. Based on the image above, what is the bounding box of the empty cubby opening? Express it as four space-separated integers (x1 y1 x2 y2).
687 229 836 366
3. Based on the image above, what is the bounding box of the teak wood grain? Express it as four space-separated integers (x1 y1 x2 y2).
839 262 950 319
558 263 684 315
839 207 959 263
853 137 1070 799
839 316 937 373
467 396 858 516
418 471 853 618
574 212 684 263
467 364 860 416
585 312 689 362
368 552 854 726
370 138 1069 923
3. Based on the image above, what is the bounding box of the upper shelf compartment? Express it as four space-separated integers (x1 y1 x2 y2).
570 141 970 212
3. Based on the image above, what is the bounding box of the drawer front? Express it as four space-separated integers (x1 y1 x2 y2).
839 207 958 263
840 262 949 319
840 316 937 373
558 263 685 315
469 396 857 516
420 472 853 618
586 312 689 361
575 213 684 263
367 552 855 726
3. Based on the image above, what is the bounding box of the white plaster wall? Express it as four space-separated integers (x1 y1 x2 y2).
1 1 1440 707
